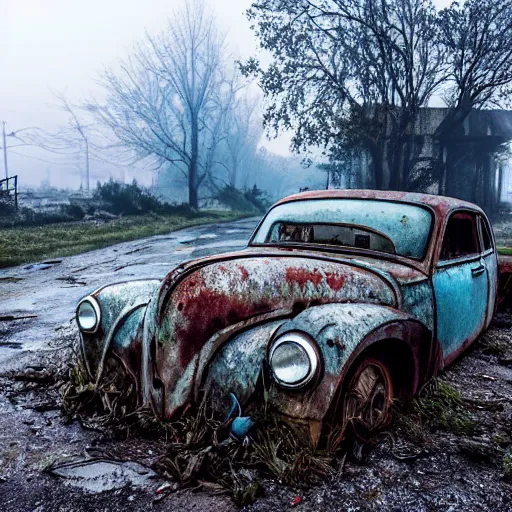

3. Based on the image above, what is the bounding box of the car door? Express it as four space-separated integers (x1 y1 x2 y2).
479 214 498 327
433 210 489 363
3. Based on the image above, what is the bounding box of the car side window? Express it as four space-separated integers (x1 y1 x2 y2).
479 215 493 253
440 211 480 260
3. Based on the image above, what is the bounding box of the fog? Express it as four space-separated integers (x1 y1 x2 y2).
1 0 292 189
0 0 474 194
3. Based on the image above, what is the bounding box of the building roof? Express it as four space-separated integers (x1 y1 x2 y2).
274 189 483 217
416 108 512 141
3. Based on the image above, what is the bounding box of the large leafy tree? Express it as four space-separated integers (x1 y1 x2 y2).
246 0 512 200
244 0 446 191
437 0 512 205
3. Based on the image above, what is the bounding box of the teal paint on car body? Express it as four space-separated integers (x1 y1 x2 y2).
433 258 489 360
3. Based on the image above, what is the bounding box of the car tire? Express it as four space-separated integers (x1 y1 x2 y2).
341 357 394 443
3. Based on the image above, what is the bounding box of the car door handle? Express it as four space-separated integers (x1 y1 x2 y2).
471 264 486 277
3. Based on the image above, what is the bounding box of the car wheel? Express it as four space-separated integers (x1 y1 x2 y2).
342 358 394 442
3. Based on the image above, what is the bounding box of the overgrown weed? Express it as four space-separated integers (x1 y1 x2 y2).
394 379 479 444
63 355 340 505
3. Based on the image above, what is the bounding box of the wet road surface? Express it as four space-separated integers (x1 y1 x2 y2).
0 217 259 372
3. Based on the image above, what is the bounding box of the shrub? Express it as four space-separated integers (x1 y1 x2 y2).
60 203 85 220
395 379 479 444
0 200 16 217
94 179 166 215
0 204 85 228
504 447 512 478
215 185 270 213
243 184 271 213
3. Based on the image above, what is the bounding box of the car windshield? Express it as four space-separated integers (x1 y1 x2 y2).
251 199 433 260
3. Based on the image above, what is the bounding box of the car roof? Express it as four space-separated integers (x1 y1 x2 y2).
273 189 484 218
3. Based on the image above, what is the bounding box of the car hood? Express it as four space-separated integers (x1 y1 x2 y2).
141 249 401 418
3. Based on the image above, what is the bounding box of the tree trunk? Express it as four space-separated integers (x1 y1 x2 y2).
367 140 384 189
497 160 503 206
189 118 199 209
388 138 406 191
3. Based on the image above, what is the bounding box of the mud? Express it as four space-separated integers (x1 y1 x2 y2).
1 217 512 510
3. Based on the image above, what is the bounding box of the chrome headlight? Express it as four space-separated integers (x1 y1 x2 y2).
76 297 101 333
269 332 320 389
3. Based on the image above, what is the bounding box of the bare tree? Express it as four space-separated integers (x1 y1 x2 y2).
54 93 91 191
199 67 251 192
224 93 262 188
90 0 226 208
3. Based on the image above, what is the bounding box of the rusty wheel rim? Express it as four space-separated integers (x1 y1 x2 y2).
343 361 392 438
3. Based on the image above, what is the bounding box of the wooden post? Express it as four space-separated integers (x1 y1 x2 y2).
14 175 18 209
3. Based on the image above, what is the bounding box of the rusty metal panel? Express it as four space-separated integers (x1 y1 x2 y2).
202 319 286 408
80 279 159 380
111 306 146 386
484 251 498 326
266 304 427 421
142 255 398 418
433 259 489 362
497 254 512 305
272 189 484 219
400 280 434 332
91 279 160 334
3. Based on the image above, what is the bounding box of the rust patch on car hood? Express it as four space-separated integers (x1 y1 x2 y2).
142 252 399 418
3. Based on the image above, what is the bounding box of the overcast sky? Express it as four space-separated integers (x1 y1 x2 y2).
1 0 453 188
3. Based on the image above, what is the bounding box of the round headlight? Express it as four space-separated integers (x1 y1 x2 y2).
269 332 319 389
76 297 101 333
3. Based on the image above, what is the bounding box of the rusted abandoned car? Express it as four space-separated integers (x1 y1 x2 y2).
76 190 512 444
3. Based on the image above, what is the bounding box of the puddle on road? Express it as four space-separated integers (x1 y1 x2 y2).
22 264 54 272
225 229 248 234
49 459 160 493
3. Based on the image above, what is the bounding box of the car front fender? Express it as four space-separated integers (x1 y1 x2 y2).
199 318 287 411
266 303 439 438
78 279 160 383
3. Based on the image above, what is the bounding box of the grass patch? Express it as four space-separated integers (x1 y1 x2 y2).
0 211 250 268
395 380 479 443
498 247 512 256
504 447 512 478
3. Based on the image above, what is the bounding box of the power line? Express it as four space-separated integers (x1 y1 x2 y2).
8 149 79 166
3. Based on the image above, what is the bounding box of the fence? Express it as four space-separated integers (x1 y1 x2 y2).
0 175 18 209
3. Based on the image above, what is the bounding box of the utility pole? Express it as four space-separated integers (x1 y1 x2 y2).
84 137 90 193
2 121 8 179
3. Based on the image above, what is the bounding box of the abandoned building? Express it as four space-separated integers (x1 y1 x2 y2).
331 108 512 216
